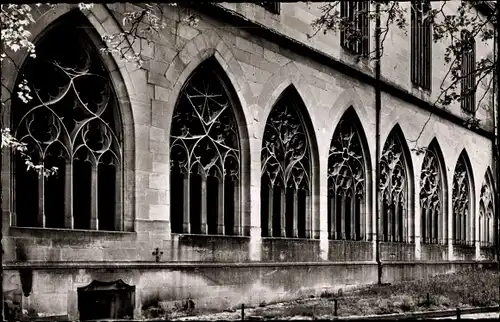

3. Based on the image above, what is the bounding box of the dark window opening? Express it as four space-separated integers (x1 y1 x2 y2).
460 30 476 114
411 0 432 90
258 2 280 14
340 1 370 56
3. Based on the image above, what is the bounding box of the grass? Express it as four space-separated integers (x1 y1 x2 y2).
240 267 498 320
158 267 499 320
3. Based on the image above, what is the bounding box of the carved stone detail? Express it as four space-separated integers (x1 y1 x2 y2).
419 147 443 244
261 103 310 191
14 25 122 230
452 155 470 244
479 173 494 246
328 118 365 240
170 68 240 180
380 134 408 242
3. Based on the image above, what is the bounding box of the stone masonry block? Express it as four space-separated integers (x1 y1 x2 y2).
193 34 210 53
149 173 168 190
147 60 170 75
90 4 110 23
239 62 272 84
152 113 169 129
149 205 169 221
165 55 186 85
153 153 169 163
149 140 170 154
236 36 264 56
180 41 200 66
152 99 166 116
136 151 153 172
154 43 178 63
141 38 155 58
150 127 166 141
178 24 200 41
154 86 173 102
152 161 170 174
130 99 152 126
148 71 171 89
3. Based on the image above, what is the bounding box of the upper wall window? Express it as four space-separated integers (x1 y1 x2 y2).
460 30 476 115
12 14 123 231
340 1 369 56
257 2 280 14
411 0 432 90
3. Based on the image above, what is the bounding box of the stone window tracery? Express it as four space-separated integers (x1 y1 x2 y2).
419 143 445 244
261 90 311 238
380 132 409 242
328 113 366 241
479 172 494 247
170 60 241 235
452 153 472 245
13 18 123 231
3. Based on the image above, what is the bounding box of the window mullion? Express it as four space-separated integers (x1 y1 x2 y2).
233 178 241 236
90 162 99 230
38 168 46 228
64 160 74 229
183 172 191 233
217 177 225 234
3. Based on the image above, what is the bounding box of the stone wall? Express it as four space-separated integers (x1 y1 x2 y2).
0 3 497 320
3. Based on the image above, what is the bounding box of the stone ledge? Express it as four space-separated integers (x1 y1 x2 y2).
3 260 379 270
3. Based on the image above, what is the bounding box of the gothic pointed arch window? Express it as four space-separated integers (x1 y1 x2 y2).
419 139 447 244
261 87 312 239
328 108 368 241
479 169 495 247
380 126 412 243
452 151 473 246
12 12 123 231
170 58 242 236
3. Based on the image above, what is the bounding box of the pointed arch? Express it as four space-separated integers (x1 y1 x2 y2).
380 124 415 243
479 167 495 247
328 107 371 241
419 138 448 244
11 9 126 231
452 150 475 245
170 57 243 236
260 85 316 239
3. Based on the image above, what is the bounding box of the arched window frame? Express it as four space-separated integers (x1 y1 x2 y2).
10 10 126 232
380 126 414 243
260 86 313 239
419 139 447 244
451 151 474 246
479 169 495 247
169 58 243 236
327 108 370 241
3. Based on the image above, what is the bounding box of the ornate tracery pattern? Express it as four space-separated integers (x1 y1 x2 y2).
170 60 241 235
380 132 408 242
13 19 122 231
419 144 445 244
452 153 471 245
328 115 365 241
261 91 311 238
479 171 494 247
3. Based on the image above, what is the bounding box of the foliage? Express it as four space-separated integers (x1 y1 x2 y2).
1 1 498 177
309 1 497 147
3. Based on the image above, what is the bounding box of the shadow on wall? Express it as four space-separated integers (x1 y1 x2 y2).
4 242 34 320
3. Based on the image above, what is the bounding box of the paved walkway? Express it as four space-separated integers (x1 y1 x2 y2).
433 312 499 319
